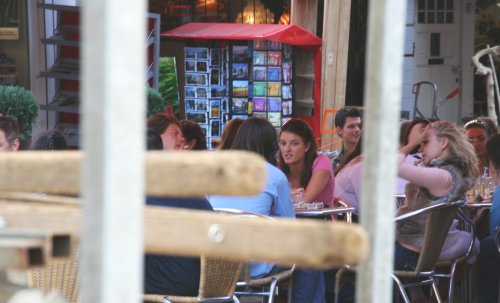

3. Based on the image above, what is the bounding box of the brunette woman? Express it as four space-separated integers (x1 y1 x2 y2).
279 118 335 207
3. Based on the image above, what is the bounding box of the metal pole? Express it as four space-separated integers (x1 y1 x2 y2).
356 1 407 302
81 0 146 302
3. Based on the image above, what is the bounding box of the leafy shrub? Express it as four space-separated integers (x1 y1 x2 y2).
147 87 166 118
0 85 38 146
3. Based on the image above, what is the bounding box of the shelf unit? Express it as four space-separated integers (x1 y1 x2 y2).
38 2 160 147
293 49 315 116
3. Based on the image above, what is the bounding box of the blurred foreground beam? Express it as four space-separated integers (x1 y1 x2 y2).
0 228 71 269
0 151 266 197
0 199 368 269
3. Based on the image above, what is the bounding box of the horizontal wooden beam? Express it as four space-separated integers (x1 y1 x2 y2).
0 151 266 197
0 199 368 269
0 228 72 269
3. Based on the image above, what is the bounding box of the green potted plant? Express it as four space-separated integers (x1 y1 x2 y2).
0 85 38 149
147 87 167 118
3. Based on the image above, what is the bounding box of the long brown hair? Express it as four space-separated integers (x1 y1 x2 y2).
334 137 362 176
278 118 318 188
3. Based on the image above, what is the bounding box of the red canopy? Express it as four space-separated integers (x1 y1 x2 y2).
162 23 321 49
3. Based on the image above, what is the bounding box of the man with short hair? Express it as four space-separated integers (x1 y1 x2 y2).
0 116 20 151
332 107 362 169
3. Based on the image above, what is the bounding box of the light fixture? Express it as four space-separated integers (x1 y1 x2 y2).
234 0 275 24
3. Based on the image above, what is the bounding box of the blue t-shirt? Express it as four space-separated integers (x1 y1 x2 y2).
144 197 212 296
490 184 500 236
208 162 295 277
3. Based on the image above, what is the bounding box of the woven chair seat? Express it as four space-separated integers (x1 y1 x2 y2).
143 256 242 303
27 247 81 303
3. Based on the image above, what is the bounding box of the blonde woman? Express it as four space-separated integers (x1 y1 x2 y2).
396 120 479 273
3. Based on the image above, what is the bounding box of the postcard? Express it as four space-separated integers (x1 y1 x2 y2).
196 87 208 99
185 86 196 98
210 119 221 137
210 86 227 98
253 51 267 65
186 112 207 124
221 98 228 112
194 99 208 111
268 112 281 127
283 61 292 83
231 114 248 120
196 48 209 60
232 45 248 62
232 80 249 97
267 67 281 82
252 112 267 120
186 73 208 86
267 97 281 112
267 51 281 66
210 137 221 149
231 98 248 113
232 63 249 80
253 66 266 81
253 97 266 112
185 99 196 112
283 44 292 60
254 40 267 50
268 82 282 96
253 82 267 96
197 61 208 73
282 85 292 99
210 68 220 85
185 60 196 72
210 48 221 66
184 47 196 60
282 100 293 116
268 41 282 51
209 99 221 119
222 112 229 123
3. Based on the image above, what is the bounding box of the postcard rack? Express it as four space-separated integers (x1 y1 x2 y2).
183 40 294 149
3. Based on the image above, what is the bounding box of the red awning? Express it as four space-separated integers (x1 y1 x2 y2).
162 23 321 49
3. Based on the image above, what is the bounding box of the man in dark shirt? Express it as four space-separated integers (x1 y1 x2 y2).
144 129 213 296
144 197 213 296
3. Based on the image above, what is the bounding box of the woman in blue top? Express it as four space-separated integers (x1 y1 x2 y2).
209 117 324 303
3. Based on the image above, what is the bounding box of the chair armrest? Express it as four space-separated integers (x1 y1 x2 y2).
394 200 465 222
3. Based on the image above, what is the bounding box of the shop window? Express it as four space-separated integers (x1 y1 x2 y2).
417 0 454 24
148 0 289 31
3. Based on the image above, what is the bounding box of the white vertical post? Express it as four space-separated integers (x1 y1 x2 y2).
81 0 146 302
356 1 407 303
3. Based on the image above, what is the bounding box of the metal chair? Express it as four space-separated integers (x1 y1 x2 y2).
433 209 477 303
333 197 354 223
392 200 465 303
334 200 464 303
143 255 243 303
214 208 295 303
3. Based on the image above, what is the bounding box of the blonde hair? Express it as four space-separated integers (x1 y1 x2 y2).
430 120 479 179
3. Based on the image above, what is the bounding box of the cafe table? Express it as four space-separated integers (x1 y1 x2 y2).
294 206 355 221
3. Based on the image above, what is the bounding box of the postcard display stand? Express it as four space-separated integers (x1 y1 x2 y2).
183 40 293 149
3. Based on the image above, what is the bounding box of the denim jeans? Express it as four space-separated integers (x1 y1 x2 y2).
394 242 420 271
